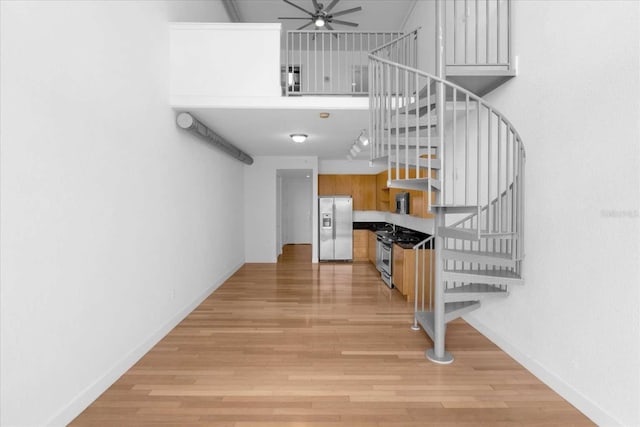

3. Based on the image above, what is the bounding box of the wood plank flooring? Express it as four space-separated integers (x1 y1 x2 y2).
71 244 593 426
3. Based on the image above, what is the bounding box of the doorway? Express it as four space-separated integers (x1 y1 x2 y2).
276 169 313 262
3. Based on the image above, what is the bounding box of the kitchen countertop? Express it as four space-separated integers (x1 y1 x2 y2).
353 221 433 249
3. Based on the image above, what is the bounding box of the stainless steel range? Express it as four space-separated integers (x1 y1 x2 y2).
376 232 394 288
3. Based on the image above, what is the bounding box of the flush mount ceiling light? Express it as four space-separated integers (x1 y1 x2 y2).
319 112 330 119
290 133 308 143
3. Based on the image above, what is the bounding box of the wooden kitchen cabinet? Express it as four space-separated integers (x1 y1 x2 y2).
392 243 405 295
392 244 433 304
352 175 376 210
334 175 352 196
353 230 369 261
367 230 377 264
318 175 335 195
318 174 376 210
376 170 390 211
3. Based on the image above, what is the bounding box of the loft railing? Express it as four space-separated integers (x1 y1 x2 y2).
283 31 403 96
445 0 512 70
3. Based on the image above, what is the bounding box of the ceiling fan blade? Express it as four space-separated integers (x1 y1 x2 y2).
311 0 321 11
324 22 340 38
282 0 314 16
330 19 359 27
330 6 362 18
278 17 313 19
297 21 314 30
323 0 341 13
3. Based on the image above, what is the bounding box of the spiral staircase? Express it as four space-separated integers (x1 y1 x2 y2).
367 8 526 363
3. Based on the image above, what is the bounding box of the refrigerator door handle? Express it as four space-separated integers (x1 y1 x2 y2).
332 203 336 240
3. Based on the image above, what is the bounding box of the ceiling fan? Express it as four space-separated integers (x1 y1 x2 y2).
278 0 362 31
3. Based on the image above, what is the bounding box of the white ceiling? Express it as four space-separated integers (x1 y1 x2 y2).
191 105 370 159
235 0 416 32
188 0 416 161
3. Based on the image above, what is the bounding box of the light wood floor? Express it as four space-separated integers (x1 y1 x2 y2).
71 244 593 426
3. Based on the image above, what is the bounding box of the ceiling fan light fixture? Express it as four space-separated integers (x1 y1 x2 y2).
314 16 325 27
290 133 308 143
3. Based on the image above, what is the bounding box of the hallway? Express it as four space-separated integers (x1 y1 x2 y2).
71 247 592 425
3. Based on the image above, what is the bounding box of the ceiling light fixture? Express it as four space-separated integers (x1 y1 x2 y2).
358 129 369 146
319 112 330 119
345 129 369 159
315 16 325 27
290 133 308 143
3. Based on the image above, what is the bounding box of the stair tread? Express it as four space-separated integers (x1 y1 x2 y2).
431 205 480 214
442 248 513 260
445 300 479 312
438 226 518 240
443 268 521 279
445 283 508 294
388 178 441 191
370 156 441 170
388 125 437 134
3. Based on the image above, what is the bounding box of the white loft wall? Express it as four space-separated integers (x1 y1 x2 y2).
319 159 385 174
464 2 640 426
282 177 313 244
402 0 436 74
170 23 282 99
0 2 245 426
245 156 319 263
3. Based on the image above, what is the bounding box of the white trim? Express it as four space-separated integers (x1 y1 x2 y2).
463 314 623 427
46 261 245 427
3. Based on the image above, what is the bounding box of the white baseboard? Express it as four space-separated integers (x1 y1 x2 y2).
463 314 622 427
46 261 244 427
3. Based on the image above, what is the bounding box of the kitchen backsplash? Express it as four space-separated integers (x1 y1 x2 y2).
353 210 434 234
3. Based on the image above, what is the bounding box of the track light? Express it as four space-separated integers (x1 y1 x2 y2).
358 130 369 146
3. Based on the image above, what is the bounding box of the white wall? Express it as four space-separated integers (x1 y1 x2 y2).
319 159 385 174
463 2 640 426
244 156 319 263
403 0 437 74
0 2 245 426
282 176 313 245
171 23 282 98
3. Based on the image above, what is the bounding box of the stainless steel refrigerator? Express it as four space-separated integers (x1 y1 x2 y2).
318 196 353 261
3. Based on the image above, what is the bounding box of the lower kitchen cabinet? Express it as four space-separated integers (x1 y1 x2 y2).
393 244 433 304
392 244 405 294
353 230 369 261
367 230 377 264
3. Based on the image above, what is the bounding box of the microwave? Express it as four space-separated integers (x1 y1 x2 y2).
395 192 410 214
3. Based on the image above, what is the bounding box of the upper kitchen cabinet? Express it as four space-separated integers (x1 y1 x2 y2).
318 175 336 196
352 175 376 210
318 174 375 211
334 175 352 196
376 170 390 211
